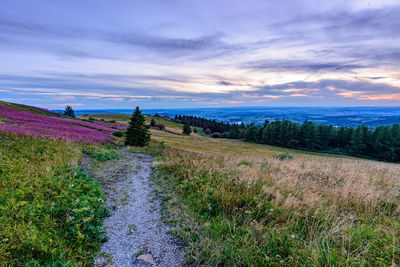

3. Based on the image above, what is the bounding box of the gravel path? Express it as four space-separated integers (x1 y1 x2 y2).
94 153 184 267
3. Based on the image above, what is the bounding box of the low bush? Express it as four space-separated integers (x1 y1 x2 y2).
274 152 294 160
81 146 122 162
157 124 165 130
158 141 167 149
112 130 125 137
211 133 220 138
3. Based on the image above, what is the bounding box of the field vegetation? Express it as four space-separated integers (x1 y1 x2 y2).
175 115 400 162
2 104 399 266
0 133 111 265
131 120 400 266
0 102 126 265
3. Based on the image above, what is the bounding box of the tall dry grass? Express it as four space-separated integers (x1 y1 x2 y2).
136 128 400 265
151 129 400 216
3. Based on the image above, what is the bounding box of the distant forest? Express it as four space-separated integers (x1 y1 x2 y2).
174 114 400 162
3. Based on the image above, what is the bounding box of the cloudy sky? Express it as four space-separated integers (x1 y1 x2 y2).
1 0 400 109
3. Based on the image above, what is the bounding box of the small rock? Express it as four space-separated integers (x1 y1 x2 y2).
137 254 154 265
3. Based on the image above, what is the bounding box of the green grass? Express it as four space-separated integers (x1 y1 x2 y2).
0 132 110 265
81 146 122 162
78 113 183 132
78 113 131 123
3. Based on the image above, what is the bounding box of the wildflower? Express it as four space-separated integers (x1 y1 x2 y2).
291 234 295 239
269 208 274 212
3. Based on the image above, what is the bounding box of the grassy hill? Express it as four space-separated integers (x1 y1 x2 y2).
78 113 131 123
0 100 64 117
79 113 184 134
1 105 399 265
131 117 400 266
0 102 124 265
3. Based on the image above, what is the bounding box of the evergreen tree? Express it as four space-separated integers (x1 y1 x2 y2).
125 106 151 146
183 124 192 135
391 124 400 161
150 118 156 127
244 125 260 142
299 120 317 149
350 126 367 155
64 105 75 117
229 124 240 139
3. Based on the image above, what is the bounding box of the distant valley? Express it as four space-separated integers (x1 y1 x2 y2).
55 106 400 128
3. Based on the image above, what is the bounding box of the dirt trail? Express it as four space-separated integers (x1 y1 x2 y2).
94 152 184 266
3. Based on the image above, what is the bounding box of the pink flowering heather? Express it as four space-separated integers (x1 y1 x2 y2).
0 106 117 143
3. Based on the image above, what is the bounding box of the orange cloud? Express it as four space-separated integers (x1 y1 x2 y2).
356 94 400 100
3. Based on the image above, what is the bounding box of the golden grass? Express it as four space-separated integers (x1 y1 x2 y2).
149 127 400 215
132 119 400 264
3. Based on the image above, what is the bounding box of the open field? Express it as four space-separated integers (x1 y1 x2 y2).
78 113 131 123
80 113 185 134
2 104 399 266
131 122 400 266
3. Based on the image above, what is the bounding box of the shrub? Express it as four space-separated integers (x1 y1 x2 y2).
211 133 220 138
158 141 167 149
274 152 294 160
157 123 165 130
221 131 230 138
112 130 125 137
82 146 122 161
183 124 192 135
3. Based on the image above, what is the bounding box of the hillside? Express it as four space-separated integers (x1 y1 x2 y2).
131 117 400 266
0 102 126 143
1 103 399 266
0 100 64 117
0 102 126 265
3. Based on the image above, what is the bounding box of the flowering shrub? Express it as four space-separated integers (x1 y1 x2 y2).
0 106 125 143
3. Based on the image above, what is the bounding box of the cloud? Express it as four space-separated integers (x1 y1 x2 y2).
50 103 85 107
1 1 400 108
252 79 400 101
53 96 75 101
241 60 366 72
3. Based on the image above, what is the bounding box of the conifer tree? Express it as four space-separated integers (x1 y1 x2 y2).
183 124 192 135
125 106 151 146
150 118 156 127
64 105 75 117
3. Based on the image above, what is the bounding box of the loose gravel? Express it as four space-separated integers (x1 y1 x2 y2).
94 153 184 266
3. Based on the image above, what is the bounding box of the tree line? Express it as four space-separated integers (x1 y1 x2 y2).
174 114 400 162
173 115 246 137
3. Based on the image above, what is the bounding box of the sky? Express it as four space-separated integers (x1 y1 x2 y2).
0 0 400 109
